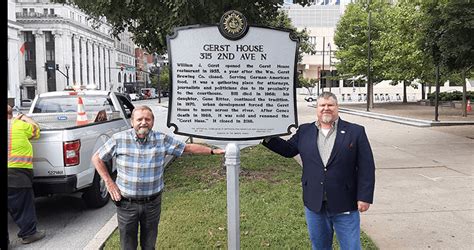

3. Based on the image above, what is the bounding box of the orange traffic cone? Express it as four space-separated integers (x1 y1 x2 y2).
467 99 472 112
76 96 89 126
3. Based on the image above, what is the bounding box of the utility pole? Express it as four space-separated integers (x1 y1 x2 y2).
367 1 372 112
322 36 325 93
434 64 440 121
328 43 332 92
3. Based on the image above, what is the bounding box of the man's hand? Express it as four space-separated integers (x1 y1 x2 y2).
106 181 122 201
212 148 225 155
357 201 371 213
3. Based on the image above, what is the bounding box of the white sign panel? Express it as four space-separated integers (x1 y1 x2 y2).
167 25 298 140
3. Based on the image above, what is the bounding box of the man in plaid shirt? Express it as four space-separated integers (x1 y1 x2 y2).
92 105 224 250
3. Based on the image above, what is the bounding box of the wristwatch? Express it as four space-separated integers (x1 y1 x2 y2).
210 148 214 155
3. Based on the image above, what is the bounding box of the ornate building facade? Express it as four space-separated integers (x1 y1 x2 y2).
8 0 136 106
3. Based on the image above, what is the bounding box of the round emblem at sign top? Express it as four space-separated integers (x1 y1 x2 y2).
219 10 249 40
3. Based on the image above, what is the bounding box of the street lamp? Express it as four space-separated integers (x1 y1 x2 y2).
56 63 70 87
65 64 70 87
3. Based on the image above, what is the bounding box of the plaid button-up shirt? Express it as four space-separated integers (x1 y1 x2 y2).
97 128 186 198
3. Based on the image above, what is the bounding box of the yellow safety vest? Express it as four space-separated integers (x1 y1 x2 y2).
8 118 40 169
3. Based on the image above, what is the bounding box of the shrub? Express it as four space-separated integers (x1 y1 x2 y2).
427 91 474 101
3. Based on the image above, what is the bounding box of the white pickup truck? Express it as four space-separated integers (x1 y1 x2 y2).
26 90 134 208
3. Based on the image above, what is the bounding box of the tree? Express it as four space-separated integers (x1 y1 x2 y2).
159 65 170 92
334 0 390 108
436 1 474 117
376 1 424 103
298 74 317 96
420 0 474 117
52 0 313 56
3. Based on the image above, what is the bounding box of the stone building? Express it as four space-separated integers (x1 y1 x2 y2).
8 0 136 106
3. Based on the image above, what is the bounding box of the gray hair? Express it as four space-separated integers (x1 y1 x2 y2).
131 105 154 120
317 92 338 105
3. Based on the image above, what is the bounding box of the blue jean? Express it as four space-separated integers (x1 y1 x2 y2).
305 204 361 250
116 194 162 250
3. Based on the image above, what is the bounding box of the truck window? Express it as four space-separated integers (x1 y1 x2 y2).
116 94 134 119
33 96 116 113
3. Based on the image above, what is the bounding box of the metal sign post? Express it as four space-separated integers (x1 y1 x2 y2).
225 143 240 249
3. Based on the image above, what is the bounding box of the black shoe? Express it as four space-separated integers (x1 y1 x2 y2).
21 230 45 244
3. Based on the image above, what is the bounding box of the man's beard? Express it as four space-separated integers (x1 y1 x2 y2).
136 127 150 136
321 114 333 124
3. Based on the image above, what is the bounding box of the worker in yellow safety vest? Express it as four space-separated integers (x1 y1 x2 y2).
7 105 45 245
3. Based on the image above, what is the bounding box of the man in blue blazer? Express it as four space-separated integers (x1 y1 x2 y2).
262 92 375 249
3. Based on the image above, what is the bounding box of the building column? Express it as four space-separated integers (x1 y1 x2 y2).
98 44 103 90
87 39 93 85
73 34 80 86
94 43 100 89
53 30 65 91
80 36 87 86
33 30 47 94
103 47 107 90
106 48 113 91
63 31 73 87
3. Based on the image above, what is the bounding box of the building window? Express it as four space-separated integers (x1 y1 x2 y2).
118 72 121 83
43 8 48 15
46 49 54 61
79 38 83 84
24 31 36 80
72 35 76 83
45 32 53 43
23 8 27 15
50 8 54 15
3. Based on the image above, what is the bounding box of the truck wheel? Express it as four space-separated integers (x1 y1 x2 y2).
83 164 113 208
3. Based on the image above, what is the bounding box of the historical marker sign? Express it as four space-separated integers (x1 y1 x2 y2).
167 13 299 140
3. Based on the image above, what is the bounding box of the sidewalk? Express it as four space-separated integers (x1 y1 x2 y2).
339 102 474 123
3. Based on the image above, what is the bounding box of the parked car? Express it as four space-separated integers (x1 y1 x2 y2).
129 93 139 101
304 95 318 102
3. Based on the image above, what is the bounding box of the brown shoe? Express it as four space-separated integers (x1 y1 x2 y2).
21 230 45 244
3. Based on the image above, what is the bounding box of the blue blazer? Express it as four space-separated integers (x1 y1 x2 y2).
263 119 375 213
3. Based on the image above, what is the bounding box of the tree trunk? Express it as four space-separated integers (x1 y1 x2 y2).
462 69 467 117
369 82 374 109
403 80 407 103
421 82 426 100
